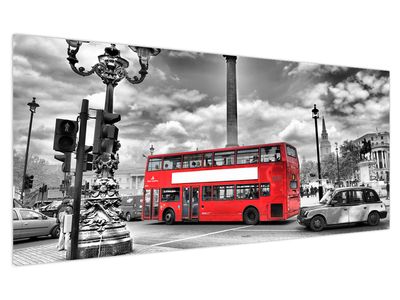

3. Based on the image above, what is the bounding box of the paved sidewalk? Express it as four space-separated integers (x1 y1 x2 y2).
12 242 177 266
13 243 66 266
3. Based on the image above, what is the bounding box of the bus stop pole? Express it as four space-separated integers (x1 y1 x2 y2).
70 99 89 260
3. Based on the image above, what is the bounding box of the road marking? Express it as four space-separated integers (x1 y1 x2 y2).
146 225 254 248
234 229 302 232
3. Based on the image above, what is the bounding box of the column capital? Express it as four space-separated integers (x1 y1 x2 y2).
223 55 237 62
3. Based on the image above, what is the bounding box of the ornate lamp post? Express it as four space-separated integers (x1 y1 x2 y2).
335 142 340 187
21 97 39 202
149 144 155 156
66 40 160 258
312 104 323 200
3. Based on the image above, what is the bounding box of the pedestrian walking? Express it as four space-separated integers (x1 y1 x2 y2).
57 199 73 251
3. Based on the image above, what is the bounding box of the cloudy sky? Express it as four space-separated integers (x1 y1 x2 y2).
13 34 390 170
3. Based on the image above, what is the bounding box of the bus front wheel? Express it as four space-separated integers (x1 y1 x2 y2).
243 207 259 225
164 209 175 225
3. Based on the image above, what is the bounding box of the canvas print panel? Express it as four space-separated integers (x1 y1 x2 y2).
12 34 390 265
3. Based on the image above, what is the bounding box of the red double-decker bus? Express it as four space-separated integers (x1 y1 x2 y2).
142 142 300 225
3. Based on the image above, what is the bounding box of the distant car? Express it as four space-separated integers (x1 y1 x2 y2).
31 201 52 211
297 187 387 231
120 195 142 221
40 199 72 218
13 208 60 240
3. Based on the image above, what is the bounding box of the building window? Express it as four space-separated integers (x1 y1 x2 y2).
147 158 162 171
260 146 281 162
163 156 182 170
183 154 203 168
212 185 234 200
236 184 259 200
161 188 180 202
260 183 270 196
237 148 259 164
214 151 235 166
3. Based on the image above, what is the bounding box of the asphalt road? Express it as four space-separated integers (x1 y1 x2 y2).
13 197 390 254
128 214 389 253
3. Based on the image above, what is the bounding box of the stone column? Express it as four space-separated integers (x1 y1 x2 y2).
223 55 239 147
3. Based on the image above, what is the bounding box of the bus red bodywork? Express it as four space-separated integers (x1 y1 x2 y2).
142 142 300 224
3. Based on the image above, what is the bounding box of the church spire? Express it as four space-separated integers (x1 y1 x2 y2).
321 116 328 140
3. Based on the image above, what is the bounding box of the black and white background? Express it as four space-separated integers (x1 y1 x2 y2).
2 1 399 300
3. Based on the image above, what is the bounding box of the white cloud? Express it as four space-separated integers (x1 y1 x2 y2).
287 62 348 77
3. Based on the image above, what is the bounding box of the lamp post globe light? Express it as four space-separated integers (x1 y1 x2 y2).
66 40 160 258
335 142 340 187
20 97 39 202
312 104 324 200
149 144 155 156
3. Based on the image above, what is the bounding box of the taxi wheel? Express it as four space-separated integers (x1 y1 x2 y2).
125 212 132 222
367 211 380 226
164 209 175 225
310 215 326 232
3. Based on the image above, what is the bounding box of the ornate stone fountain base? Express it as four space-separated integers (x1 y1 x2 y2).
67 223 132 259
67 175 133 259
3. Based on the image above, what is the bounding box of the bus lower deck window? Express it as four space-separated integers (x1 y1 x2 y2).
261 183 270 196
236 184 259 200
161 188 180 202
212 185 234 200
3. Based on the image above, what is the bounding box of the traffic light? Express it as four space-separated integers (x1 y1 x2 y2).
93 110 121 154
54 152 72 172
24 175 34 189
83 145 94 172
53 119 78 152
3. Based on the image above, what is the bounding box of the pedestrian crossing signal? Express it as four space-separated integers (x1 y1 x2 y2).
53 119 78 152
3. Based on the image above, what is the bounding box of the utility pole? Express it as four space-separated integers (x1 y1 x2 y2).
70 99 89 260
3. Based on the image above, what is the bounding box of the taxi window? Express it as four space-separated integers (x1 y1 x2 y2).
364 190 380 203
348 190 363 204
13 211 18 220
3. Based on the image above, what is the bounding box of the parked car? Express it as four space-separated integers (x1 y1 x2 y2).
40 199 72 218
297 187 387 231
31 200 52 211
120 195 142 221
13 208 60 240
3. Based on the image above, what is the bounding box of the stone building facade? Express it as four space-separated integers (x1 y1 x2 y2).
354 131 390 182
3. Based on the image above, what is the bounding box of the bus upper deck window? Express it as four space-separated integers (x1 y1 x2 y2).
260 146 281 162
148 158 162 171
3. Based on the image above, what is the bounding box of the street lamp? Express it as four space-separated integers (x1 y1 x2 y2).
66 41 160 113
335 142 340 187
149 144 155 156
21 97 39 202
312 104 323 200
65 40 160 259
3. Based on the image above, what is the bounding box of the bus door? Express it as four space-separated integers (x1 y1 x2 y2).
143 189 160 220
288 169 300 213
152 189 160 220
143 189 151 220
182 186 199 221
